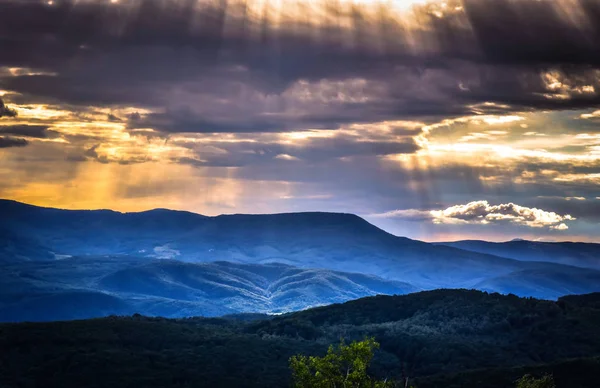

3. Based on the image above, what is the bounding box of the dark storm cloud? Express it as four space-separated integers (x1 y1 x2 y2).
2 0 600 130
462 0 600 65
0 136 28 148
0 98 17 118
0 98 25 150
2 0 600 67
173 134 419 167
132 112 292 134
0 125 58 139
127 98 466 134
107 114 122 122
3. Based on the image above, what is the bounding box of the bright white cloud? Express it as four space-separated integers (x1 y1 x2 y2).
551 223 569 231
581 110 600 119
373 200 575 230
275 154 300 161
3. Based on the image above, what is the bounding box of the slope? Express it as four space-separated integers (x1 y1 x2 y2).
0 258 417 321
438 239 600 270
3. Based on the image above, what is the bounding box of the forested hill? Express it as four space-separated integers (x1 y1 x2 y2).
2 289 600 388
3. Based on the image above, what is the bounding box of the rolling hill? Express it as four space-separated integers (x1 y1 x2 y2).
0 258 417 322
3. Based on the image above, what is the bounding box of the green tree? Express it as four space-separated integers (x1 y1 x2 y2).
289 338 394 388
516 374 556 388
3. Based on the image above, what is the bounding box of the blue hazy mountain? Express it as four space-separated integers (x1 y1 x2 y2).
0 200 549 289
0 258 416 322
438 240 600 270
2 199 600 322
473 267 600 300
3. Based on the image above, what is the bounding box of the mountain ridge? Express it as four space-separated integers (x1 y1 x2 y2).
437 239 600 270
0 199 374 222
1 199 530 289
2 199 600 320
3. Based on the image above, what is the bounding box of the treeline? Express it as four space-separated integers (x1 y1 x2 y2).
249 290 600 376
0 290 599 387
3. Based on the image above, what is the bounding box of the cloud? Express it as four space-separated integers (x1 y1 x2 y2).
0 125 58 139
373 208 434 222
3 0 600 130
0 98 24 149
374 200 575 230
0 136 28 148
581 110 600 119
275 154 300 161
0 98 17 118
1 0 600 240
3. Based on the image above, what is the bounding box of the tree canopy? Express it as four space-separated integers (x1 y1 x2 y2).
516 374 556 388
290 338 395 388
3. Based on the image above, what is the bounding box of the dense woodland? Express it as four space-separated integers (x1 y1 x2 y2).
1 289 600 387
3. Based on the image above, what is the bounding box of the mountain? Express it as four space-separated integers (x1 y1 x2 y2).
2 199 600 321
437 239 600 270
0 257 417 322
0 291 132 323
1 290 600 388
473 267 600 300
0 199 583 289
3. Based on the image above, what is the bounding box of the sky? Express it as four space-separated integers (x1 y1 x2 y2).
1 0 600 242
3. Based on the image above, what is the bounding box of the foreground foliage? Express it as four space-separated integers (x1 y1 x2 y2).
290 338 393 388
289 340 557 388
516 374 556 388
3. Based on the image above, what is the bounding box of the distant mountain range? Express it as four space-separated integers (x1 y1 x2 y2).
437 240 600 270
1 199 599 321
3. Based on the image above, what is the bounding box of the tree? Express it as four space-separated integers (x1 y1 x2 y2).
516 374 556 388
289 338 394 388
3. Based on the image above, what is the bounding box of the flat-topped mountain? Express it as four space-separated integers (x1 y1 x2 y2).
0 199 529 289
